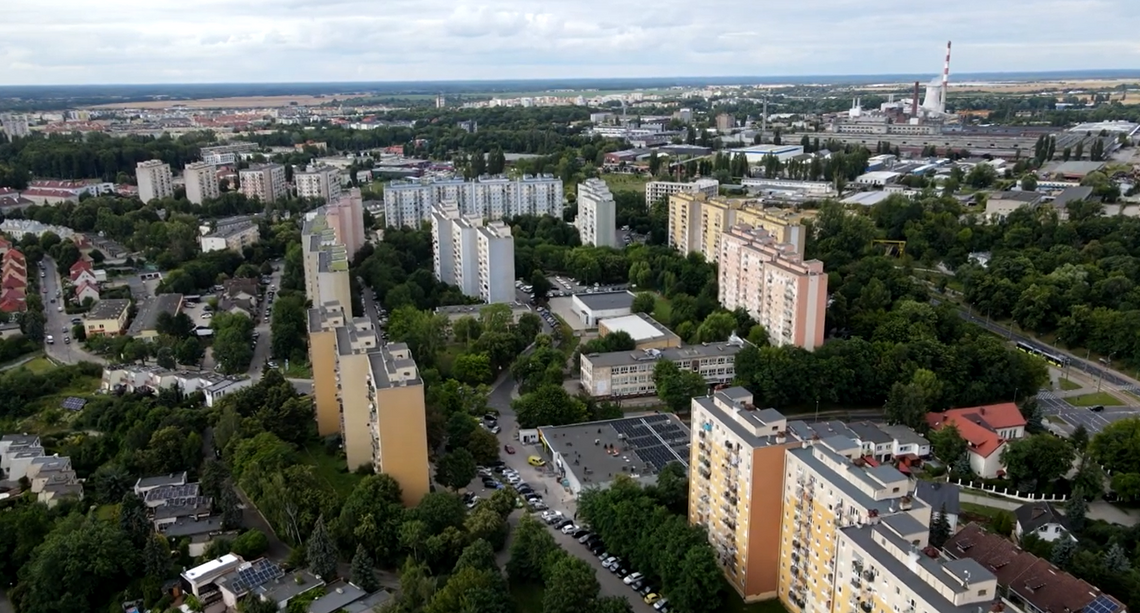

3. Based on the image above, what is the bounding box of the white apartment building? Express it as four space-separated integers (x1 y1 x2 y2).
0 114 30 140
239 164 287 203
431 202 516 303
580 339 746 398
183 161 220 205
200 142 257 166
575 178 618 248
384 175 563 228
294 165 343 203
718 224 827 350
645 178 719 207
136 160 174 203
199 221 260 253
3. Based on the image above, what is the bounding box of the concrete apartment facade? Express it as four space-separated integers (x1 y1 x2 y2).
718 225 827 350
200 142 257 166
431 202 516 303
322 190 366 258
294 165 343 203
200 222 260 253
0 113 30 140
579 339 746 398
239 164 287 203
668 193 810 261
384 175 563 228
183 161 221 205
136 160 174 203
575 178 618 248
645 178 719 207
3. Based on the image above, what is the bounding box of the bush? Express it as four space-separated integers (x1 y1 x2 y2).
230 529 269 560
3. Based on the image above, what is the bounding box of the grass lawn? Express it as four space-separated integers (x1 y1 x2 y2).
723 596 789 613
21 356 56 374
653 296 672 324
301 442 363 500
1045 415 1067 425
95 504 118 521
960 502 1007 521
553 316 580 356
1066 391 1124 407
437 343 466 378
1058 378 1082 391
601 174 650 193
510 581 545 613
282 360 312 379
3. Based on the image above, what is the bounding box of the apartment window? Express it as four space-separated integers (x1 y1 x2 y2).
979 590 987 596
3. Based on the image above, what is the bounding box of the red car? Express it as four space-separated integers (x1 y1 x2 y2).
504 445 516 454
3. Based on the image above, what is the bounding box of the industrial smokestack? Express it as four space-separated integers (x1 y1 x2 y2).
912 81 920 117
942 40 952 113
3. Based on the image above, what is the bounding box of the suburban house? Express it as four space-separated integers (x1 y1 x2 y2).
0 434 83 506
102 365 254 407
1014 501 1071 543
134 471 188 496
75 280 100 303
143 482 201 508
945 524 1123 613
218 278 259 318
926 402 1027 478
70 258 98 286
914 480 961 532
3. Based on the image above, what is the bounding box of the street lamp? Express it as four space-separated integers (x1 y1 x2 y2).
1096 353 1117 394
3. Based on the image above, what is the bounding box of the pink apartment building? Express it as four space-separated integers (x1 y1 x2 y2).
718 225 827 350
324 188 366 258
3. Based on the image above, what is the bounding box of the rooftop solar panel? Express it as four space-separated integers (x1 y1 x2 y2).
60 397 87 411
1086 596 1120 613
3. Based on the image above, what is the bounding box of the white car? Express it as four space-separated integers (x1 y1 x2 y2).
623 572 643 585
560 524 579 534
541 510 561 522
602 556 619 569
653 598 669 611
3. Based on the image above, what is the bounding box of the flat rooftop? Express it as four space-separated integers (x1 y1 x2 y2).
127 293 183 335
599 312 678 343
584 339 746 368
573 291 634 312
87 298 131 320
540 413 691 484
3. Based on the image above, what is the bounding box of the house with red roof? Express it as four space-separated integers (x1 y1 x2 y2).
0 286 25 312
70 259 96 284
926 402 1027 478
75 280 100 304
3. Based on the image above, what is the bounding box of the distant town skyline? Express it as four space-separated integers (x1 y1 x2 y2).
3 0 1138 86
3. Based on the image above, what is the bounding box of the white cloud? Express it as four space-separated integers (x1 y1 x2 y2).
1 0 1137 84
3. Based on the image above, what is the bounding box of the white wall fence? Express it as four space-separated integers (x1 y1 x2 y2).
954 478 1069 503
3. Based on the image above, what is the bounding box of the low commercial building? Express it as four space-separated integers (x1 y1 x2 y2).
85 298 131 337
538 413 690 496
855 170 902 186
596 312 681 350
984 191 1045 220
435 302 534 327
580 338 747 398
126 293 184 340
200 221 260 253
570 291 635 327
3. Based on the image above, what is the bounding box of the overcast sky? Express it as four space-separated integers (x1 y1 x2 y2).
3 0 1138 85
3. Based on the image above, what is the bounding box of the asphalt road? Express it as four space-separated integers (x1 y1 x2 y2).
249 262 284 379
485 374 659 613
1036 390 1140 434
40 256 104 365
940 300 1139 389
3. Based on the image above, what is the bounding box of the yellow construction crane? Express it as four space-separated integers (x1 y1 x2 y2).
872 239 907 257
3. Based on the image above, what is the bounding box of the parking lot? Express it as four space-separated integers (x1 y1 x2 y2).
1037 390 1140 434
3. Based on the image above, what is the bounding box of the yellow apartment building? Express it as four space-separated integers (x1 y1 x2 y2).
308 303 344 438
367 342 430 506
85 298 131 337
668 193 811 262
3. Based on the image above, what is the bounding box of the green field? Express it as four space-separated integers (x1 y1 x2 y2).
1058 378 1082 391
1066 391 1123 407
282 360 312 379
653 296 672 325
302 442 363 499
21 356 57 374
602 174 650 193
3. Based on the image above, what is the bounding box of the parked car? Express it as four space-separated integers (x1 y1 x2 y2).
601 556 619 569
503 445 516 454
624 572 643 585
577 532 594 544
560 524 579 534
527 456 546 467
653 598 669 611
644 594 661 605
555 519 573 529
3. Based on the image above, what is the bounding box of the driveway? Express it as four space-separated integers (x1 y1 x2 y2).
486 375 658 613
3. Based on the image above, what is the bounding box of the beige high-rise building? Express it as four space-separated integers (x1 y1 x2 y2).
431 202 516 303
239 163 287 202
295 165 343 203
668 193 811 260
184 161 220 205
136 160 174 203
718 225 827 350
324 189 366 258
690 388 986 613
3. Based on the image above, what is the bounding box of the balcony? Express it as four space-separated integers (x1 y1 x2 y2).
862 569 876 583
860 602 873 613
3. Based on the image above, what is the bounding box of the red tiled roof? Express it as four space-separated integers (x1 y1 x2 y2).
926 412 1006 458
28 179 89 190
1 286 26 301
3 248 24 262
2 276 25 290
70 259 92 273
20 188 80 199
945 524 1123 613
0 188 15 197
0 297 26 313
942 403 1027 431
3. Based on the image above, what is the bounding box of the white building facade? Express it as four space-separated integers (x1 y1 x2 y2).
294 165 343 203
575 178 617 248
183 161 220 205
239 164 287 203
645 178 719 207
384 175 564 228
136 160 174 203
431 202 515 303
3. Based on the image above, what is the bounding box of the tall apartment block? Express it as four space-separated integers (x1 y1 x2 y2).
384 175 564 228
668 193 810 261
691 388 990 613
295 165 343 203
575 178 618 248
431 202 516 303
239 163 287 203
0 114 30 140
183 161 220 205
645 178 719 207
136 160 174 204
308 303 429 506
719 225 827 350
323 189 366 258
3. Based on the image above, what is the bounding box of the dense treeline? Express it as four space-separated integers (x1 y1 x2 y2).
863 192 1140 368
0 131 217 186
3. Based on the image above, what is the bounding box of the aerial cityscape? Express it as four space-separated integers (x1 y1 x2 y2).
2 13 1140 613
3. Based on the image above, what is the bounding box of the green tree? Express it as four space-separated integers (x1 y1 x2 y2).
884 382 927 430
1001 434 1075 492
453 352 494 385
351 544 380 592
1071 424 1090 454
306 515 338 581
652 461 689 515
435 449 477 491
218 480 243 530
465 427 502 466
120 492 152 548
1103 542 1131 572
1051 534 1077 569
231 529 269 559
653 360 708 414
1066 490 1088 533
695 311 736 343
17 516 137 613
929 423 967 465
930 504 951 548
176 337 205 365
530 270 552 301
143 533 171 580
543 556 600 613
465 506 510 551
506 515 557 583
512 384 588 428
632 292 657 314
1020 174 1038 192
